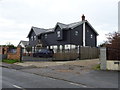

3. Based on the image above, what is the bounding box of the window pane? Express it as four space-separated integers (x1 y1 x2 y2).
75 31 78 36
57 31 60 37
45 34 47 38
91 34 93 38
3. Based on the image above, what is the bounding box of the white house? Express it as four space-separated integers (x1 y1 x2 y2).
18 40 29 53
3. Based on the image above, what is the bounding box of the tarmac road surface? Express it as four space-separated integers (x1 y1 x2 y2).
2 67 87 89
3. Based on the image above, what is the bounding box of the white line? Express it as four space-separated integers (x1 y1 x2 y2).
13 85 22 89
69 82 87 87
49 77 56 80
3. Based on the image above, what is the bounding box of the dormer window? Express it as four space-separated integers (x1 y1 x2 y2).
75 31 78 36
57 31 60 37
87 30 89 32
31 36 33 41
45 34 47 38
34 36 36 41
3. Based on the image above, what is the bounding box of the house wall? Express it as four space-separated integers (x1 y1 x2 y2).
42 25 84 46
19 43 28 54
42 26 71 46
29 29 39 47
41 23 97 47
55 25 63 40
85 23 97 47
70 25 83 45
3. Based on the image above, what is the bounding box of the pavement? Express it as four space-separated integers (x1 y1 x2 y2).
1 59 119 88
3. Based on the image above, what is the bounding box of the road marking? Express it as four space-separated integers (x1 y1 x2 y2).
48 77 56 80
69 82 87 87
13 85 22 89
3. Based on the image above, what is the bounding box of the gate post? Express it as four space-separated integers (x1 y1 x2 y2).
20 46 22 62
100 47 107 70
79 45 81 60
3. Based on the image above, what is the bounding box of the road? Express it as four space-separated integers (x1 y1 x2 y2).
2 67 87 89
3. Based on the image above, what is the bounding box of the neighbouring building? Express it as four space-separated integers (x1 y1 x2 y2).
18 40 29 53
27 15 99 53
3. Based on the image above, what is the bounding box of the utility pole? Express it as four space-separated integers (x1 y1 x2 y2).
118 1 120 33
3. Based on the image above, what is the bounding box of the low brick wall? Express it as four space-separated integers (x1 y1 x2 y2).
0 47 9 54
0 54 7 60
7 47 21 61
107 61 120 70
0 54 2 60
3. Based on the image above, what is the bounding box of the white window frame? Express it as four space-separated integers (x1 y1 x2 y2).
34 36 36 41
31 36 33 41
45 34 47 38
91 34 93 38
75 31 78 36
57 31 61 37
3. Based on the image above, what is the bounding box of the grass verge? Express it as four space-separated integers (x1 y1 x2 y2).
2 59 23 64
92 64 100 70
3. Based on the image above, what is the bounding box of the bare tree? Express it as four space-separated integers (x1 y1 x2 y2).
106 32 120 49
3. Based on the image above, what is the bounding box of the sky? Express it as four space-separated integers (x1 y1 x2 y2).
0 0 119 46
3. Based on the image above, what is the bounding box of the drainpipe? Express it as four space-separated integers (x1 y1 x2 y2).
83 22 86 47
82 14 86 47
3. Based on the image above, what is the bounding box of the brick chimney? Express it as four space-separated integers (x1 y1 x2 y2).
82 14 85 21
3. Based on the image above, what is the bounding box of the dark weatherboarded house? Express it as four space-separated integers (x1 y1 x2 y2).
27 15 98 53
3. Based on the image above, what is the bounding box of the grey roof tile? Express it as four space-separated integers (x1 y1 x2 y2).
27 20 98 37
32 26 47 36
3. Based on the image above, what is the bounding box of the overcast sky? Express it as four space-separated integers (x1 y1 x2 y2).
0 0 119 46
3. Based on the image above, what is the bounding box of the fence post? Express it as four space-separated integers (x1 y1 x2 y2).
79 45 81 60
100 47 107 70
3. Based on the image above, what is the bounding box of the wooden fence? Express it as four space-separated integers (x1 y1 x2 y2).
107 47 120 60
21 47 99 61
53 47 99 60
80 47 99 60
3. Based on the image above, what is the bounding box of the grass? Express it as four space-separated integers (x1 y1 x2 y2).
2 59 23 64
93 64 100 70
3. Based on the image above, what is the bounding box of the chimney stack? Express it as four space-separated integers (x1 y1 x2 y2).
82 14 85 21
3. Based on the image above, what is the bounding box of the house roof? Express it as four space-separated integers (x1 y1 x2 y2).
27 20 98 37
55 20 99 35
55 21 83 29
18 40 29 47
27 26 47 38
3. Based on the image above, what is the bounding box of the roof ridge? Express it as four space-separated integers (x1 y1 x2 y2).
67 21 81 25
32 26 47 30
57 22 68 26
20 40 28 42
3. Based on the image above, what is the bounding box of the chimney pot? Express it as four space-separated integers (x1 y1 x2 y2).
82 14 85 21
